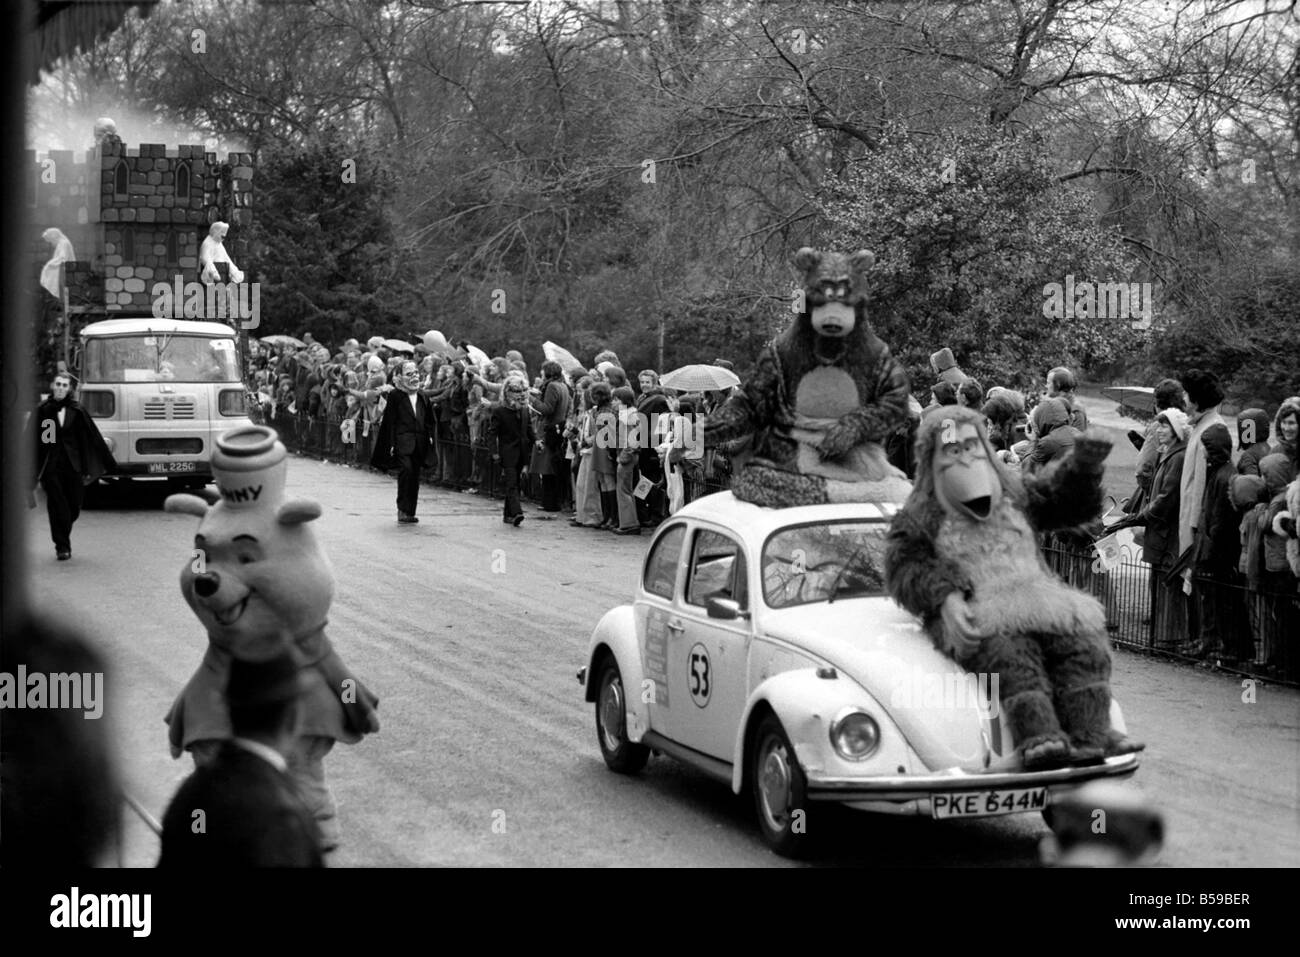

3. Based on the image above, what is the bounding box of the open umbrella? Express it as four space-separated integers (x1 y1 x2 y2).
660 364 741 392
383 338 416 354
1101 386 1156 415
543 341 586 376
259 334 305 348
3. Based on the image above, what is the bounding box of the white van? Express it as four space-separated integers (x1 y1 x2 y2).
75 317 253 490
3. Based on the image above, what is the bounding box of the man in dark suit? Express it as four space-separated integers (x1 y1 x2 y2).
29 372 116 560
158 653 323 868
488 373 535 526
370 360 437 524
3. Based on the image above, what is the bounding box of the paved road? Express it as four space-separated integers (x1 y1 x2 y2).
23 456 1299 867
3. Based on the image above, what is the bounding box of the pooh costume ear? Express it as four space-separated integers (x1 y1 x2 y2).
164 494 212 518
278 499 323 525
850 249 875 272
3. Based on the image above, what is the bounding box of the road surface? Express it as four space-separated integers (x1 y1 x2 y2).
22 455 1299 867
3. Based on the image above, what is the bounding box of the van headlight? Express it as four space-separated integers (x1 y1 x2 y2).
218 389 248 416
830 708 880 761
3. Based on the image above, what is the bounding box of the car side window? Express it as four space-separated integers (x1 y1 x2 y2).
686 529 747 609
643 523 686 600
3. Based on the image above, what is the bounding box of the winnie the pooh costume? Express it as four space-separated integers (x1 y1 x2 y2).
164 426 379 851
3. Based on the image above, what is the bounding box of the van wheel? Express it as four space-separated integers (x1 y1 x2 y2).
750 712 817 858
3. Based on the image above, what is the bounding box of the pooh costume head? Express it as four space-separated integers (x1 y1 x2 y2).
163 425 378 758
166 426 331 660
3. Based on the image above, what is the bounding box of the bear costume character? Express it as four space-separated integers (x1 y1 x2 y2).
704 247 913 507
883 406 1143 770
164 426 380 851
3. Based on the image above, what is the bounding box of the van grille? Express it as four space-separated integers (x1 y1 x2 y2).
136 438 203 455
143 396 197 419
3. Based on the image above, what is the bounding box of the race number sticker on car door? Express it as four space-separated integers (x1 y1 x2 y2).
688 643 711 708
643 610 670 708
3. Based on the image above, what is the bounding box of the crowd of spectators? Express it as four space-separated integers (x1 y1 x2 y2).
247 336 741 533
247 333 1299 680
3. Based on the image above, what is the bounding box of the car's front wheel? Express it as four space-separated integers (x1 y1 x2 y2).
595 656 650 774
750 712 816 858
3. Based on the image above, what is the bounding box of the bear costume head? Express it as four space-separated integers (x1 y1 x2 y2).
165 426 332 663
792 247 876 361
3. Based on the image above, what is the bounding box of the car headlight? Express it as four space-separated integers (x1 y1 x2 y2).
830 708 880 761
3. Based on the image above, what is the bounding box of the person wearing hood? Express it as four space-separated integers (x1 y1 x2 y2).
1177 369 1229 597
1133 378 1185 504
1236 408 1272 476
1109 408 1190 650
1259 451 1298 677
1230 473 1271 665
1191 423 1243 661
1269 397 1299 458
1046 367 1089 432
1023 397 1080 473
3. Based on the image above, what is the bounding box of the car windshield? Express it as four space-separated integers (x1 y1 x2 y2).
762 520 889 609
84 334 240 383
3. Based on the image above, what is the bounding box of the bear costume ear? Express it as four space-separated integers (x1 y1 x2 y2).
277 499 323 525
793 246 821 279
850 249 875 273
164 494 212 518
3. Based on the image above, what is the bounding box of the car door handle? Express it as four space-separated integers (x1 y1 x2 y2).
666 618 685 632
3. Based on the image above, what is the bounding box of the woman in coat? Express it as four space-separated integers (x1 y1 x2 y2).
588 382 618 528
569 381 604 528
1110 408 1190 650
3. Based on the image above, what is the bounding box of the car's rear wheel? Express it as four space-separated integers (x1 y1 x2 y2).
595 656 649 774
750 712 817 858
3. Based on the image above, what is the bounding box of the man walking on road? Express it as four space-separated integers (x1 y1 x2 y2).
29 372 116 560
371 360 436 524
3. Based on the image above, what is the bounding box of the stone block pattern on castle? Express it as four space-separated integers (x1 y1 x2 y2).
30 141 254 314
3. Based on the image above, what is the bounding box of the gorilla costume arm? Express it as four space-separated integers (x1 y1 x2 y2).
1021 433 1110 532
884 510 974 643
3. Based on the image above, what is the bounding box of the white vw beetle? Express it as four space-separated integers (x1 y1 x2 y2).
578 492 1140 857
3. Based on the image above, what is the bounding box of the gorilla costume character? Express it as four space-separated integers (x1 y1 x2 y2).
884 406 1143 770
704 247 912 507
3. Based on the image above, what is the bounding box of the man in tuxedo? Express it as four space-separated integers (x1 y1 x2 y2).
158 653 323 868
488 373 535 526
370 360 436 524
30 372 116 560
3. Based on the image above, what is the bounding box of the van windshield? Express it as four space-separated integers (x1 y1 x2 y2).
84 334 240 383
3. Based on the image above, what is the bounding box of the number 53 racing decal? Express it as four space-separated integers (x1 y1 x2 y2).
688 643 711 708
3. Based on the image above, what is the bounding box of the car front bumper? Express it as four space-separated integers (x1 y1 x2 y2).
804 752 1140 803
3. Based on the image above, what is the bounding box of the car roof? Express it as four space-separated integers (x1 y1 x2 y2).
670 491 901 545
80 317 239 337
